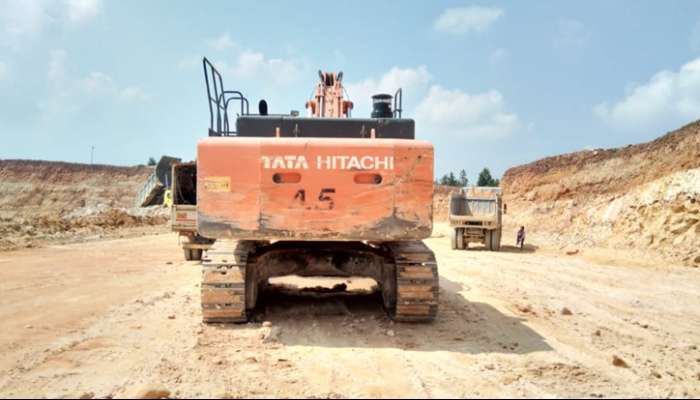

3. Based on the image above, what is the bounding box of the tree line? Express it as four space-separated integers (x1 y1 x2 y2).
436 168 500 187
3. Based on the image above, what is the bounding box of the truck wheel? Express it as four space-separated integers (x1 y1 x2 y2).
456 228 465 250
184 248 204 261
484 230 492 250
491 229 502 251
451 228 458 250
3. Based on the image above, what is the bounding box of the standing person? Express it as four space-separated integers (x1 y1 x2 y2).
516 226 525 250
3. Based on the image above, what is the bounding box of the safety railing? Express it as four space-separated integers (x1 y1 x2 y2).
203 57 250 136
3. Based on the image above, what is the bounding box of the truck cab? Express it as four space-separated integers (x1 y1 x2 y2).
171 162 214 260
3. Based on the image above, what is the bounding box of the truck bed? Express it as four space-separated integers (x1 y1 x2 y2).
448 187 502 227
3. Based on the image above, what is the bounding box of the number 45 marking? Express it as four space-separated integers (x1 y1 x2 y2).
293 188 335 210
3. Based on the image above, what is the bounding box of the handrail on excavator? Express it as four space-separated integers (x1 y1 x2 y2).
203 57 249 136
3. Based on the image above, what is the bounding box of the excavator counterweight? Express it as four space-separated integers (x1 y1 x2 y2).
196 59 438 323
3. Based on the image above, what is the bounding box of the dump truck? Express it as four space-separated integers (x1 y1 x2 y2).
135 156 181 207
170 162 215 261
449 186 503 251
190 58 438 323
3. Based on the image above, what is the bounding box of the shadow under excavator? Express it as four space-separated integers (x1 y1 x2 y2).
247 276 552 355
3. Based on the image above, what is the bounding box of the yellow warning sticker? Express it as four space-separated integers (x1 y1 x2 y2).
203 176 230 192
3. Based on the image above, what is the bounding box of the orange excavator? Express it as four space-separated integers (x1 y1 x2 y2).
196 58 438 323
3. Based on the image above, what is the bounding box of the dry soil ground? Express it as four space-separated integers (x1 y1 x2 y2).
0 223 699 398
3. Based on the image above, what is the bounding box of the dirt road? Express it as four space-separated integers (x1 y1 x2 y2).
0 223 698 398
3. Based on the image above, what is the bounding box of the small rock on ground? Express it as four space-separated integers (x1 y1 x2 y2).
612 355 629 368
516 304 533 314
131 385 171 399
260 326 281 343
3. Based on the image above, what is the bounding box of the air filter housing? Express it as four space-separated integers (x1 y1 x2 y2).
371 94 393 118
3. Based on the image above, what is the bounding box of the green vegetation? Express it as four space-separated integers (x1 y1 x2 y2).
436 168 499 187
477 168 499 187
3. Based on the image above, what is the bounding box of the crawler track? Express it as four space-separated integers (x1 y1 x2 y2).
200 240 438 323
385 241 439 322
200 240 254 323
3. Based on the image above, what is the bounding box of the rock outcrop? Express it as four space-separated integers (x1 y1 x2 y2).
501 120 700 267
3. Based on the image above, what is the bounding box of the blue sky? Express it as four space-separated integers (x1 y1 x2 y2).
2 1 700 181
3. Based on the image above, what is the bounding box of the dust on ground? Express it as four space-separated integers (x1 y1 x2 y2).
0 223 698 398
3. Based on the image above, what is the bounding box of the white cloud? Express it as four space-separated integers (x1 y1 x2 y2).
66 0 101 23
119 86 151 102
232 51 265 77
434 6 504 35
0 62 8 81
345 66 518 136
207 33 235 50
181 46 306 88
41 49 150 118
80 71 114 93
48 49 67 83
594 57 700 128
224 50 303 86
345 66 432 114
489 48 509 65
177 54 201 69
1 0 100 48
0 0 49 48
415 85 518 138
